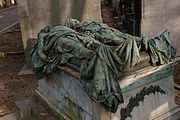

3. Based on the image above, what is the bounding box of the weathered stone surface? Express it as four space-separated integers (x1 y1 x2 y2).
37 70 93 120
36 63 180 120
15 97 36 119
31 104 56 120
116 76 177 120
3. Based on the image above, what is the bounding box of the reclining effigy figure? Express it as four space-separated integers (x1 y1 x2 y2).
65 19 176 67
65 19 145 69
31 19 176 113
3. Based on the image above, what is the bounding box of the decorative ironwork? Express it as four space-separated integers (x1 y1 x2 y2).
120 85 166 120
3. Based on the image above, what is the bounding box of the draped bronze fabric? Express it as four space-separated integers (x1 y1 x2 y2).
147 30 176 65
80 45 124 112
31 19 176 113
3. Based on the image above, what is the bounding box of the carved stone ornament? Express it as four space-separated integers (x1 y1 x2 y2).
120 85 166 120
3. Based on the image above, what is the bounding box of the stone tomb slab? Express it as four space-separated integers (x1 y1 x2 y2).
36 62 180 120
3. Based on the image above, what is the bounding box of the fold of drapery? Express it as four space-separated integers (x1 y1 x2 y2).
80 44 124 113
147 30 176 65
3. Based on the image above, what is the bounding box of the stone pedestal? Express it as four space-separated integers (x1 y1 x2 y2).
35 62 180 120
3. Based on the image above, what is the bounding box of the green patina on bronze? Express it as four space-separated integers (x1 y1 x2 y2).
31 19 176 113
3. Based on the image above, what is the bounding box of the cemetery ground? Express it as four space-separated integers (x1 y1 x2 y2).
0 23 179 118
0 23 37 117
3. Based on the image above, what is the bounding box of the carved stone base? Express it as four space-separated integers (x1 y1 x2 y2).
35 62 179 120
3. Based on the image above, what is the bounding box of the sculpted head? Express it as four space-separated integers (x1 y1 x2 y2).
65 19 80 29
